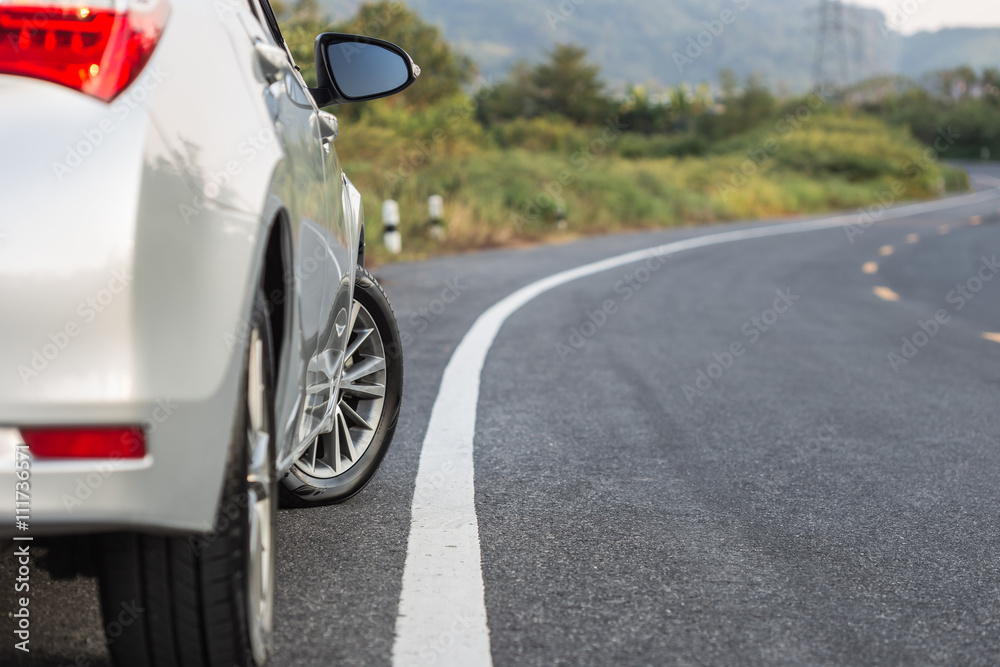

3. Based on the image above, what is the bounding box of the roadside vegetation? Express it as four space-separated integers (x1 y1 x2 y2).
276 0 992 261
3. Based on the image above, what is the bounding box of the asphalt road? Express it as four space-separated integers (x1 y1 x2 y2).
4 167 1000 666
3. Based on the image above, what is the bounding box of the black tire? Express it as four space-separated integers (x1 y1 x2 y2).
280 266 403 506
96 285 277 667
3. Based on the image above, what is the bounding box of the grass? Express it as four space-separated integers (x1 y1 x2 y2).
334 112 970 263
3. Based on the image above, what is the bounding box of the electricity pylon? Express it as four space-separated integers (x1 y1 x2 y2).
813 0 852 89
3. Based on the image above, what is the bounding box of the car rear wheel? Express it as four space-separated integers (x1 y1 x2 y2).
95 285 277 667
281 266 403 506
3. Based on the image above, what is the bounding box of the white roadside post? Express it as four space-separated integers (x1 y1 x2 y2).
428 194 445 241
383 199 402 254
555 202 568 231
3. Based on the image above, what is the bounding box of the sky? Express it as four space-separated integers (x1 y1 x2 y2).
847 0 1000 35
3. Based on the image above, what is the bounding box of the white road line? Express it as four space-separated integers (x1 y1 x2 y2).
391 189 1000 667
973 174 1000 189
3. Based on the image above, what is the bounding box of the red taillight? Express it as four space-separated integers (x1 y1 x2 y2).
0 0 169 102
22 427 146 459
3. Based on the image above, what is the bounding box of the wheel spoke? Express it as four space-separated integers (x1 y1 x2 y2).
348 299 361 335
332 422 343 475
340 400 374 431
345 327 374 360
342 355 385 384
339 410 358 462
341 382 385 400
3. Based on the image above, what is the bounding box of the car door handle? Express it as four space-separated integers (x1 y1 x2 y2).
318 111 338 143
253 41 288 84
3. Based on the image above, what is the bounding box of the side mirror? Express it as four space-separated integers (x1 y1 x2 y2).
310 33 419 107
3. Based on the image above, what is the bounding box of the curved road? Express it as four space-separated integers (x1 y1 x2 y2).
4 168 1000 666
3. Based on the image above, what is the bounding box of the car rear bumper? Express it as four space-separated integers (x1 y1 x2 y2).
0 74 268 538
0 350 244 538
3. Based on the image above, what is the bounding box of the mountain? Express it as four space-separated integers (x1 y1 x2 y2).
316 0 1000 90
896 28 1000 79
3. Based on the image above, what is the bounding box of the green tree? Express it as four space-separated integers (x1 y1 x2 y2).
479 44 612 125
618 84 673 134
698 73 776 140
530 44 610 124
279 0 474 110
981 67 1000 108
332 1 475 109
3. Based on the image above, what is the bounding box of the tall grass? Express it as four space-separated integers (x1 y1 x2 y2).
335 109 969 262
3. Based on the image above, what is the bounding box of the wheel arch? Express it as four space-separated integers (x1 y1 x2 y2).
261 210 291 383
358 224 366 268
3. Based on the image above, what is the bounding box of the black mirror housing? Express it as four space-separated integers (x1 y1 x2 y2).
310 33 419 107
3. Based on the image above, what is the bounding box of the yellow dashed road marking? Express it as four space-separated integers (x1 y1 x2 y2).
879 245 894 256
873 286 901 302
971 215 982 226
905 234 919 243
938 225 950 234
862 262 878 274
982 332 1000 344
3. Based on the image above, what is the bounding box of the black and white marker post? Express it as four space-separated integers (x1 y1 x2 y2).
382 199 401 254
428 194 445 241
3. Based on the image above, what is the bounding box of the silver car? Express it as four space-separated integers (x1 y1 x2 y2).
0 0 414 663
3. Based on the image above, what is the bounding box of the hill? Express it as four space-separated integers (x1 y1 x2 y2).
897 28 1000 79
315 0 1000 90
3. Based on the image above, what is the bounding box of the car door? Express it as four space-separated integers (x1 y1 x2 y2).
241 0 342 461
310 107 356 454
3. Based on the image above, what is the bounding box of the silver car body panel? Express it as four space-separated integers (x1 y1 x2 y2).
0 0 360 535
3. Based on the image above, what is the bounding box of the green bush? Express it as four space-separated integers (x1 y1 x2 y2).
333 109 968 262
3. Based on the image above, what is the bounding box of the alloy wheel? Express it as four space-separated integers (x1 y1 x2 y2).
294 300 387 480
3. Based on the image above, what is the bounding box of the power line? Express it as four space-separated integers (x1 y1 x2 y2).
813 0 852 88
